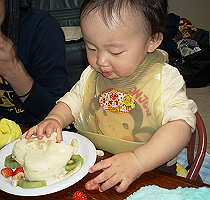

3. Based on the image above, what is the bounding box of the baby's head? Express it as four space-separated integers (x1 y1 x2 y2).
80 0 168 79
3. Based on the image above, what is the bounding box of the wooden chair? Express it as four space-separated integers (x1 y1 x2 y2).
185 112 207 181
177 112 207 181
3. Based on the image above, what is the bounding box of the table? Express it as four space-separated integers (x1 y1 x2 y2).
0 150 209 200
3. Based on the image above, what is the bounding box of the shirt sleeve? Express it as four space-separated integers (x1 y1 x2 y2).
14 15 70 122
57 66 93 120
161 63 198 132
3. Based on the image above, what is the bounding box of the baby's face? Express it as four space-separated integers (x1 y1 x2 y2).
81 10 153 79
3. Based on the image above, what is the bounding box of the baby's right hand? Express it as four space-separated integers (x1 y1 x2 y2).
22 118 63 142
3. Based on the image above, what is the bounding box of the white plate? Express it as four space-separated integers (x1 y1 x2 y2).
0 131 96 196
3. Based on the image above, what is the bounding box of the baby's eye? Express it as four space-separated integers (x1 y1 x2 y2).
86 45 96 52
110 52 123 57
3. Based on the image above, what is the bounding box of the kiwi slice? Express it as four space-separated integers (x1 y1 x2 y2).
65 154 84 171
4 154 20 169
18 179 47 188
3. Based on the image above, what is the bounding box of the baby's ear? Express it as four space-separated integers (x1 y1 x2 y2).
147 32 163 53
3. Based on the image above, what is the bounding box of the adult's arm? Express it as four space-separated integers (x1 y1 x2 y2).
13 14 70 122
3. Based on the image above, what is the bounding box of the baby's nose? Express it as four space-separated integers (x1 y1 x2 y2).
96 53 110 67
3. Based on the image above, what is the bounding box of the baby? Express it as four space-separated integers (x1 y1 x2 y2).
25 0 197 193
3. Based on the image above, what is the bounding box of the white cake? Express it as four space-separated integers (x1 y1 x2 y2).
12 132 74 183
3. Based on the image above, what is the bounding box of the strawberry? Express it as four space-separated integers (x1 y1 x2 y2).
1 168 13 178
73 191 88 200
13 166 24 177
85 179 100 190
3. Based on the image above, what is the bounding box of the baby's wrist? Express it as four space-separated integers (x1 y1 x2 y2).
131 151 145 175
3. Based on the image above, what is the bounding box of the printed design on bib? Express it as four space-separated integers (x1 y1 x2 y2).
99 88 135 113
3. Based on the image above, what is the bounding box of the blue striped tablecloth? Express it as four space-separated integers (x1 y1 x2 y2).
177 148 210 185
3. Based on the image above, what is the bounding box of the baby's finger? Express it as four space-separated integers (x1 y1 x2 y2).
36 123 47 140
22 125 37 139
90 166 116 189
21 132 27 139
55 126 63 143
44 123 57 138
99 174 121 192
89 159 111 173
115 179 131 193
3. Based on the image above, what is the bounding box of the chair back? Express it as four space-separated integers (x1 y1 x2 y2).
186 112 207 181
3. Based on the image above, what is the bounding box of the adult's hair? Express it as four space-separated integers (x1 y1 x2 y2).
80 0 168 36
1 0 31 44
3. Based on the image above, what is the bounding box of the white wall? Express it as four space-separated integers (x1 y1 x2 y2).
168 0 210 31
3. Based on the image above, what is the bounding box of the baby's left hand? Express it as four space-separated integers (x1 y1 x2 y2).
88 152 143 193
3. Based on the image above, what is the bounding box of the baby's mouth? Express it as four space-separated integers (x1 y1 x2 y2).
102 71 113 77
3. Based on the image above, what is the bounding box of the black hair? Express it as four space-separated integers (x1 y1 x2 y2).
80 0 168 36
1 0 31 44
